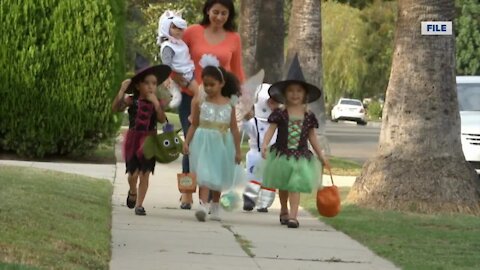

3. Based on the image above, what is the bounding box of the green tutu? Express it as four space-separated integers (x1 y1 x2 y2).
260 150 322 193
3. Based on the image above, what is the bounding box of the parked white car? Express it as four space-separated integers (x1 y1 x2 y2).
457 76 480 174
331 98 367 125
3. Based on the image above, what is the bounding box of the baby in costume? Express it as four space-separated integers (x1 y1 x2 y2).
242 83 279 212
158 10 198 108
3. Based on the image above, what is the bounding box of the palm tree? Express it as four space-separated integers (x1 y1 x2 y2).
255 0 284 83
239 0 260 77
286 0 329 153
347 0 480 214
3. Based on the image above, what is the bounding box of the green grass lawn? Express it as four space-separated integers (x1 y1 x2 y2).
0 166 112 270
300 188 480 270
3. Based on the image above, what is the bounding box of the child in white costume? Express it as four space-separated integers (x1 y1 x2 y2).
242 83 279 212
157 10 199 108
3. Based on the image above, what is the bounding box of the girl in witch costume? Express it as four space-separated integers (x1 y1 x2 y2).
112 54 170 216
242 83 279 213
261 55 331 228
183 54 243 222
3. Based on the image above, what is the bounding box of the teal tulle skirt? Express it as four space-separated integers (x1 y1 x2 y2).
189 127 244 191
260 149 322 193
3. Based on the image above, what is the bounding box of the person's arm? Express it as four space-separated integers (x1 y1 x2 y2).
183 97 200 154
160 46 175 67
230 105 242 164
261 123 277 159
231 33 245 83
146 93 167 123
112 79 131 112
308 128 331 171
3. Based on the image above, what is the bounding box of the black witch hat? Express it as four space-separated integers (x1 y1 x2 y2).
126 54 171 94
268 54 322 104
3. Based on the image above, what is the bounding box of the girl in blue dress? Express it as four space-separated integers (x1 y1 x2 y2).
183 55 242 222
261 55 331 228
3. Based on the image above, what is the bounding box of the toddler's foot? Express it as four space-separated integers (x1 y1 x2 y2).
195 201 208 222
210 203 221 221
135 206 146 216
257 208 268 213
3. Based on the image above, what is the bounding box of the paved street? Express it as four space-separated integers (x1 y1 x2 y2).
325 121 380 164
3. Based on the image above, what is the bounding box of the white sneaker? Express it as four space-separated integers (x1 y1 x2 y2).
195 201 208 222
210 203 221 221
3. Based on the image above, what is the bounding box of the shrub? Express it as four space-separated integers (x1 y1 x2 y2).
0 0 125 157
367 100 383 120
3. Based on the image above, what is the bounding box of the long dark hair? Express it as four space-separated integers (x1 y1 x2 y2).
202 66 240 98
200 0 237 31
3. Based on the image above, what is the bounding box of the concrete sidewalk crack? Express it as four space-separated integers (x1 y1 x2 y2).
222 224 255 258
260 256 364 264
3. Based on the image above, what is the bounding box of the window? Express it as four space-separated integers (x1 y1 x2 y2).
458 84 480 111
340 99 362 106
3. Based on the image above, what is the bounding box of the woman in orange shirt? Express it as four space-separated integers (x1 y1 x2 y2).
174 0 245 210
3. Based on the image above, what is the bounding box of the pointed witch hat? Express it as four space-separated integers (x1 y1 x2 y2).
126 54 171 94
268 54 322 104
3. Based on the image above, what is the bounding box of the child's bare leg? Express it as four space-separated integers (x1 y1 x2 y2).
278 190 289 224
136 171 150 208
128 171 139 198
211 190 221 203
279 190 289 215
181 192 193 204
288 192 300 220
198 186 210 204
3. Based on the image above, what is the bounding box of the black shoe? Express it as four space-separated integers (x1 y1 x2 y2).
243 195 255 211
287 219 299 228
180 203 191 210
257 208 268 213
135 206 146 216
126 191 136 209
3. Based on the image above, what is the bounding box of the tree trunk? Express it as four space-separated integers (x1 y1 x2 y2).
285 0 329 154
255 0 284 83
239 0 260 77
347 0 480 214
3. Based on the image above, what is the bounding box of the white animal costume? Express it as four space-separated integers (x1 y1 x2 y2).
157 10 195 108
242 83 277 212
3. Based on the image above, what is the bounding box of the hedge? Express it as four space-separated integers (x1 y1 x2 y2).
0 0 125 157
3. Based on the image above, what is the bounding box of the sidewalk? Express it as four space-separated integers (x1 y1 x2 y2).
0 156 398 270
110 158 399 270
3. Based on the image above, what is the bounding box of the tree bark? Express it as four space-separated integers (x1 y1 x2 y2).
255 0 284 83
285 0 329 154
239 0 261 77
347 0 480 214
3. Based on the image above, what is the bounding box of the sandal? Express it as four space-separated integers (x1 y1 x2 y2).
287 218 299 228
126 191 136 209
135 206 146 216
279 212 289 225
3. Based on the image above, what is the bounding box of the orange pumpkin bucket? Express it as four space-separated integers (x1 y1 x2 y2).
316 171 341 217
